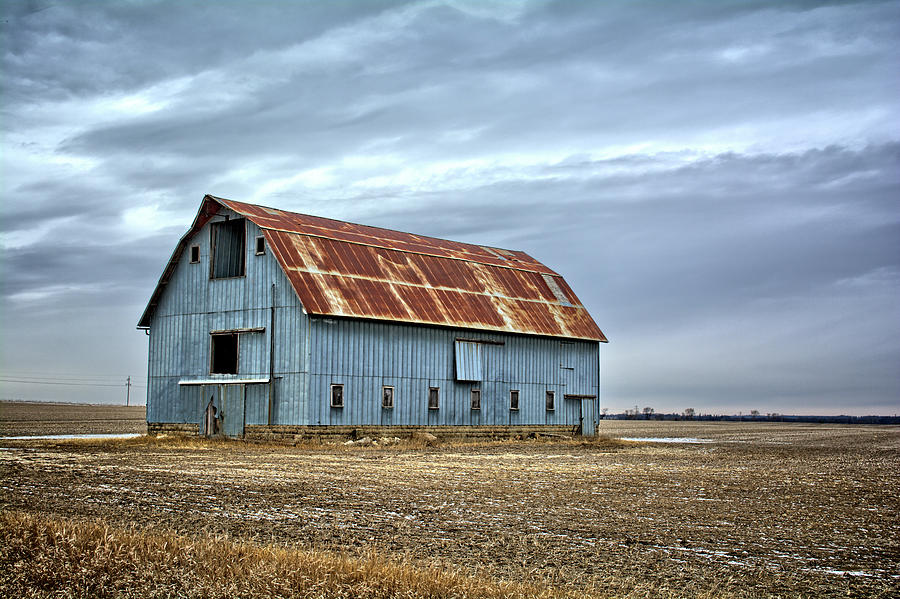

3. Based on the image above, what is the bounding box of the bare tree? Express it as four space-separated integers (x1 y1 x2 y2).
600 407 609 420
683 407 695 420
642 406 654 419
750 409 760 418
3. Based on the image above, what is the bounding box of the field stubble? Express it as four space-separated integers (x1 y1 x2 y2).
0 411 897 598
0 401 146 436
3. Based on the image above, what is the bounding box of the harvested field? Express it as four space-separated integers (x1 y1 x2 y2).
1 419 898 598
0 401 146 437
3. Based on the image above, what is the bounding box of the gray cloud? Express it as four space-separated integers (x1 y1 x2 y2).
369 143 900 321
1 0 898 412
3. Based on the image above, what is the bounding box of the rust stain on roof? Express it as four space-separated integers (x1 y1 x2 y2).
140 195 607 342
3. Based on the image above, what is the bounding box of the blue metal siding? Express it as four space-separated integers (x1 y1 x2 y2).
304 317 598 427
147 211 309 429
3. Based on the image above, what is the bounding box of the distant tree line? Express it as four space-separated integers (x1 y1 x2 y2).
608 410 900 424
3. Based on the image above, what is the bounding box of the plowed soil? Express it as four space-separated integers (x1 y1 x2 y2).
1 417 898 597
0 401 145 436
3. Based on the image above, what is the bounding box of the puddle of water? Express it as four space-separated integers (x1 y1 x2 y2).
0 433 142 441
618 437 713 444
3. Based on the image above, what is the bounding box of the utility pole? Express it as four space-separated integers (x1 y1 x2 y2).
125 376 131 406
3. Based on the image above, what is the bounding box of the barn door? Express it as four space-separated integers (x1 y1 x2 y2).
581 398 596 436
221 384 246 438
566 394 597 437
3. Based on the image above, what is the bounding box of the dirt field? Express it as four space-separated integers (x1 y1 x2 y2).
0 401 146 436
1 414 898 597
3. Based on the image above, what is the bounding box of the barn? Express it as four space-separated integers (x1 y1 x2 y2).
138 195 608 440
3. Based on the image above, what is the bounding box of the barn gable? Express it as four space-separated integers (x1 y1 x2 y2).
139 195 607 343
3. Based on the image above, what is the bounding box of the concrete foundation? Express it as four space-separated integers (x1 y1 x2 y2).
147 422 576 442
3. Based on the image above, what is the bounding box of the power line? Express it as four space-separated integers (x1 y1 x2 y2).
0 371 146 381
0 378 145 388
0 374 146 383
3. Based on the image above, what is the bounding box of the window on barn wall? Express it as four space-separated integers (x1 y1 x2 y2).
470 388 481 410
190 245 200 263
454 340 482 381
210 218 246 278
428 387 439 410
331 384 344 408
382 386 394 409
510 390 520 411
546 391 555 411
210 333 238 374
255 235 266 255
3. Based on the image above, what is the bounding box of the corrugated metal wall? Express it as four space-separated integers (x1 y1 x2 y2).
147 209 599 432
305 317 598 427
147 212 308 427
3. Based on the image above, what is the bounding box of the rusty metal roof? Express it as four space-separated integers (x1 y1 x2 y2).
139 195 607 342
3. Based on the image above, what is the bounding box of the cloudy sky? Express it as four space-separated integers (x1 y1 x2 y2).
1 0 898 415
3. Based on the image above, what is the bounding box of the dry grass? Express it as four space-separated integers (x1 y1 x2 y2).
0 510 586 599
1 427 635 454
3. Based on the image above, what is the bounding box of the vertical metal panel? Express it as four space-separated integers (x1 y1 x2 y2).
454 340 482 381
581 398 596 435
245 384 267 425
221 384 245 437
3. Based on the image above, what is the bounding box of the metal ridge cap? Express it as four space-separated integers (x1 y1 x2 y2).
215 194 533 258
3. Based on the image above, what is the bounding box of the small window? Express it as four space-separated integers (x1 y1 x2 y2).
428 387 439 410
470 389 481 410
546 391 555 411
190 245 200 263
255 235 266 255
330 384 344 408
210 333 238 374
382 386 394 409
510 390 520 411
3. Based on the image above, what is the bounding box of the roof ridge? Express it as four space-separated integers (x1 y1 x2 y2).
260 226 559 276
211 194 544 268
